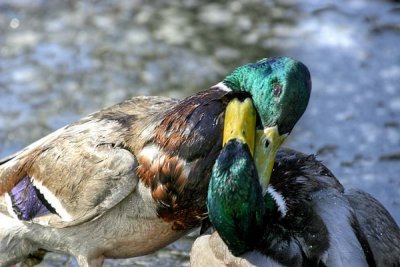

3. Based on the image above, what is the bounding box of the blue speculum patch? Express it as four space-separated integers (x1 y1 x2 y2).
9 176 56 220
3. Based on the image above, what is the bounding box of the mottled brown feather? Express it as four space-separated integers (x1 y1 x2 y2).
136 88 231 229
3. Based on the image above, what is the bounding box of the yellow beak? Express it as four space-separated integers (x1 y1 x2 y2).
223 98 287 189
222 98 256 154
254 126 287 190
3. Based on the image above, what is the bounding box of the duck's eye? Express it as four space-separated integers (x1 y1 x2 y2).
273 83 282 97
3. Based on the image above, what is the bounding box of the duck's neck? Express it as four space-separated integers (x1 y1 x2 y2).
264 191 278 214
263 186 288 218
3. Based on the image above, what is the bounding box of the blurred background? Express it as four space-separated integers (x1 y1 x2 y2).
0 0 399 266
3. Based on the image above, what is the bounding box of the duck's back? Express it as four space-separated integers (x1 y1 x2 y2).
345 189 400 267
0 96 178 226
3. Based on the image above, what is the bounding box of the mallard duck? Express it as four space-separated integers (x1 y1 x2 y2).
0 57 311 266
191 108 400 266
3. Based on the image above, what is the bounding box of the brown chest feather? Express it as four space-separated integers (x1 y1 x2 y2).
137 89 230 230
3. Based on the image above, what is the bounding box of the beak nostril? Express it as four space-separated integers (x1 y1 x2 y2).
264 139 270 148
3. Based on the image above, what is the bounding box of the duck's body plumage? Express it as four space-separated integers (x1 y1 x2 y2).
192 145 400 267
0 89 230 266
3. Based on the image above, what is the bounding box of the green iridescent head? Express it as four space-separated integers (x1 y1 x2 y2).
223 56 311 135
209 58 312 254
221 56 311 189
208 139 265 256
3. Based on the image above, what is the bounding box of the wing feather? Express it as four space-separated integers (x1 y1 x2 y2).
0 96 178 227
